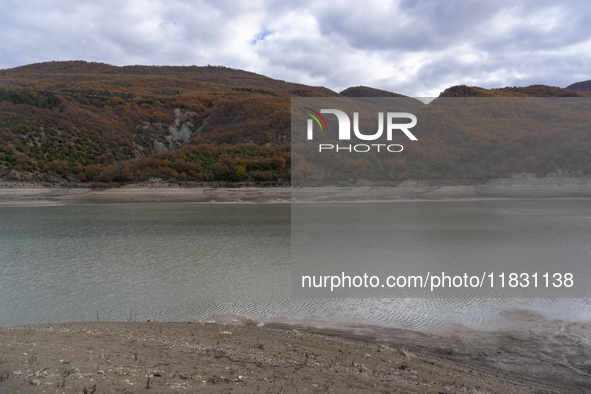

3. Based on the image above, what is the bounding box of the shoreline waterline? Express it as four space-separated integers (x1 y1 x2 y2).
2 179 591 206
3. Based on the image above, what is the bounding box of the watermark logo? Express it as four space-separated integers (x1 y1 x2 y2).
303 107 329 135
304 109 417 152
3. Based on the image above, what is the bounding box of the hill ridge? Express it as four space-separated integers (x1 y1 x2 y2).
0 61 590 185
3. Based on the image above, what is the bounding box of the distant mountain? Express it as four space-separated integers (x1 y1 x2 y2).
566 80 591 93
440 84 590 97
340 86 407 98
0 61 590 185
338 86 425 111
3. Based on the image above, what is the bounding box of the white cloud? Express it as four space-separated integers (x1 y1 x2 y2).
0 0 590 95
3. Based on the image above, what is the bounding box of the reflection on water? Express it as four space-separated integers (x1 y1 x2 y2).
0 202 590 330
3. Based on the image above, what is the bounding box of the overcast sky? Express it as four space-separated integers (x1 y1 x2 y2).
1 0 590 96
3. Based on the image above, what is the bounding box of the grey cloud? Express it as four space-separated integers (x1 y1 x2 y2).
314 0 591 53
293 0 591 94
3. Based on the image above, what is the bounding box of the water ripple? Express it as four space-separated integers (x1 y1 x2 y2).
1 203 590 331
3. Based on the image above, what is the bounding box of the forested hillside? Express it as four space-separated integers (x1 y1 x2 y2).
0 61 332 184
566 80 591 93
292 96 591 185
0 61 589 185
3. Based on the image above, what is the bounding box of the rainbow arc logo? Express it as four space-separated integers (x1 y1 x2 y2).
303 107 328 132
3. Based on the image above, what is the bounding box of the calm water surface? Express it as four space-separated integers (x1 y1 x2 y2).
1 201 590 330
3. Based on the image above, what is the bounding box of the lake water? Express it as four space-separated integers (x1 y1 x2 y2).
1 201 590 330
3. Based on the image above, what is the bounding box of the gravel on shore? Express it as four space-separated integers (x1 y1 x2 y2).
3 318 588 393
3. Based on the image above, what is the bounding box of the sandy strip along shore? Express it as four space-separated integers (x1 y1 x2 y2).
2 175 591 206
0 187 291 206
1 317 590 393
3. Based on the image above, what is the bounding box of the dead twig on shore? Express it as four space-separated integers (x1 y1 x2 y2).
23 367 50 381
213 353 305 368
101 349 168 369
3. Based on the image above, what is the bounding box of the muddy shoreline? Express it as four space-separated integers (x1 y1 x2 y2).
2 317 591 393
1 173 591 206
1 316 590 393
0 186 292 206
